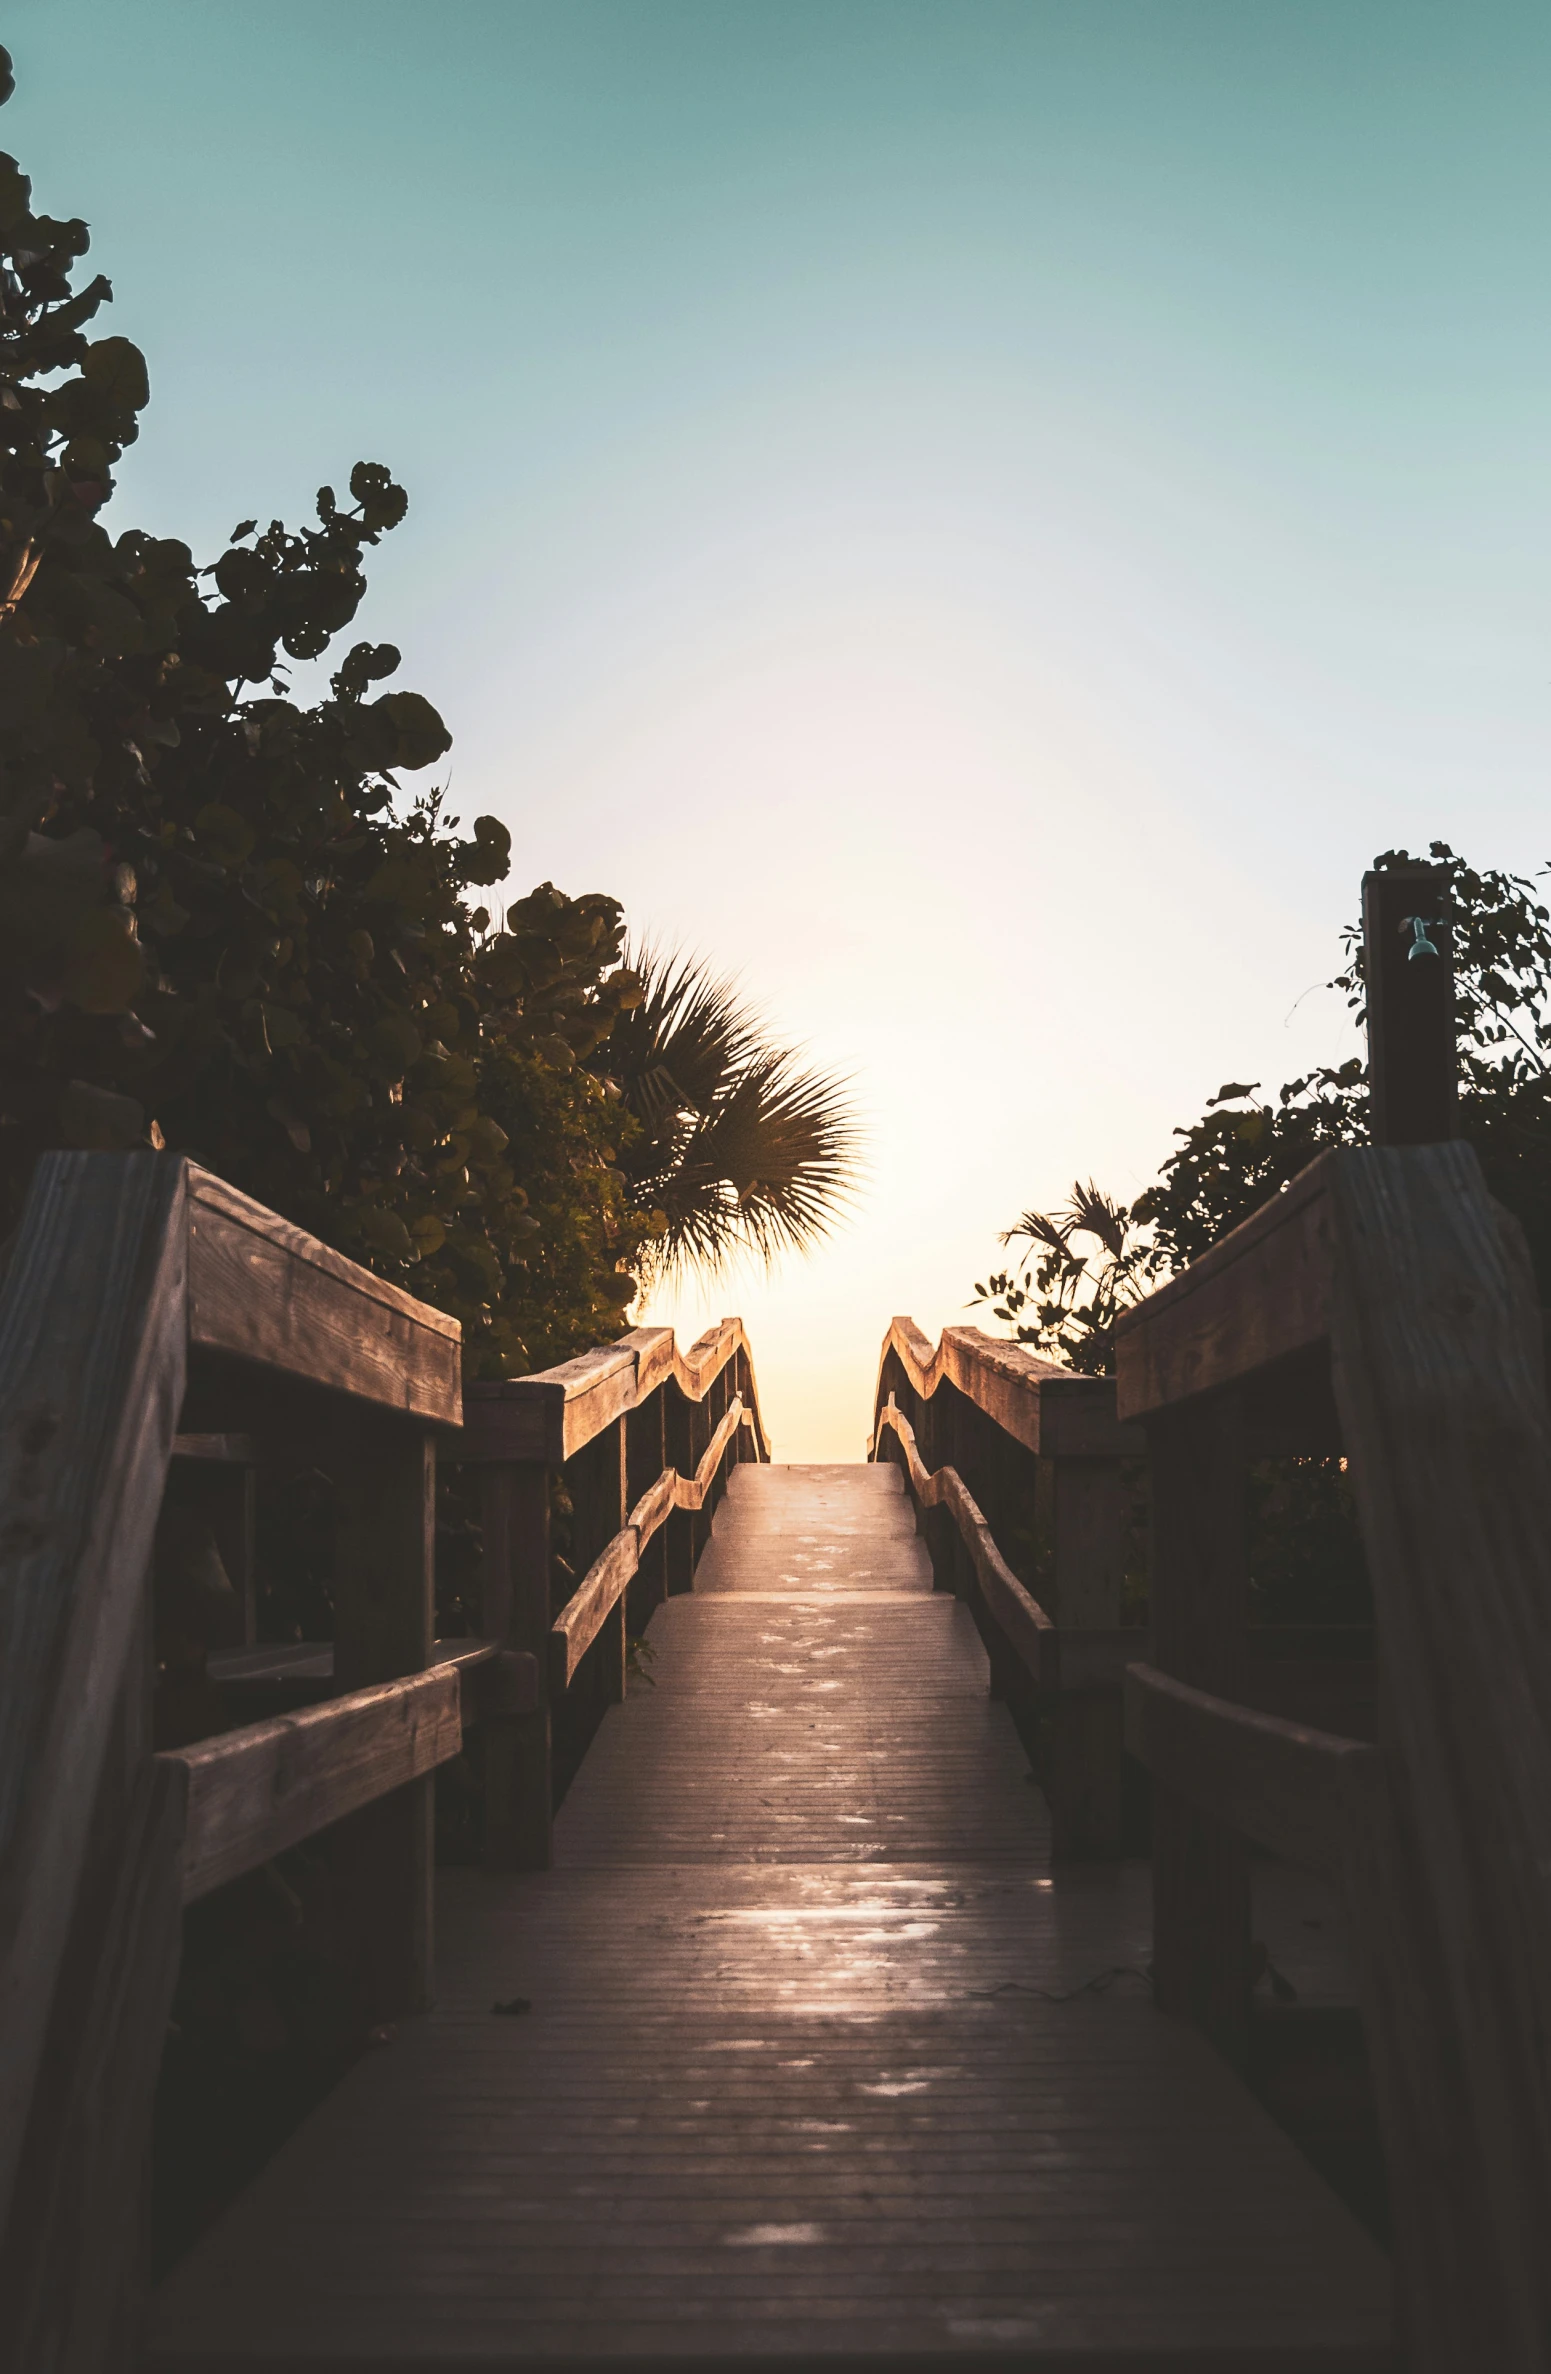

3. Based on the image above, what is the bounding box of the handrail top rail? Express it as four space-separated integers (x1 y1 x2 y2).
878 1317 1142 1459
1111 1144 1373 1423
188 1166 461 1342
182 1156 462 1423
464 1315 762 1464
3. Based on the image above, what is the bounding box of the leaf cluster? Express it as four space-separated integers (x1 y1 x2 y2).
973 1180 1154 1375
0 56 651 1375
974 842 1551 1369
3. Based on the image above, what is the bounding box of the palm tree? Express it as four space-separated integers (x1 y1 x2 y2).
597 947 860 1288
972 1179 1154 1375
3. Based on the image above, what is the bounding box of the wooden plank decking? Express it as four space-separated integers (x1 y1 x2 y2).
147 1464 1390 2370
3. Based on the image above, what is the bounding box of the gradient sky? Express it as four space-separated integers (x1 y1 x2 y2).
11 2 1549 1454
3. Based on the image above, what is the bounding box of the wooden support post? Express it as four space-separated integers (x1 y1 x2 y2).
1041 1454 1127 1859
664 1387 695 1595
1363 863 1457 1147
480 1458 553 1870
687 1393 710 1574
1146 1388 1251 2067
605 1416 627 1704
627 1393 668 1622
331 1418 437 2018
709 1363 730 1513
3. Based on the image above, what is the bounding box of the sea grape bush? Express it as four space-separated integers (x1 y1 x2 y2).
0 52 651 1372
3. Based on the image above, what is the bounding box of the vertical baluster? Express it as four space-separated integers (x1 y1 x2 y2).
1039 1439 1127 1859
332 1415 437 2016
665 1383 695 1594
480 1453 553 1870
1146 1388 1251 2067
606 1415 628 1704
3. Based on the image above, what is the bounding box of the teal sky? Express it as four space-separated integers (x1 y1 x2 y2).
11 2 1549 1452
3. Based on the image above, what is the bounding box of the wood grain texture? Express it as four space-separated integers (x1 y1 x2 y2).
872 1396 1057 1688
0 1150 188 2246
550 1402 755 1689
149 1462 1390 2371
186 1168 460 1423
1324 1142 1551 2372
1 1749 186 2373
877 1317 1142 1458
1123 1662 1383 1875
461 1320 771 1466
1113 1153 1338 1420
166 1666 464 1902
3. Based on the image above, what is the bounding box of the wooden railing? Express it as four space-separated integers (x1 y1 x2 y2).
1114 1138 1551 2373
457 1317 768 1864
0 1151 468 2367
0 1147 767 2364
870 1319 1145 1853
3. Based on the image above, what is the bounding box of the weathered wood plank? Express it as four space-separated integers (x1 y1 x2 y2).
549 1401 754 1691
0 1150 188 2248
186 1168 461 1423
1325 1141 1551 2372
879 1318 1142 1457
165 1667 464 1902
873 1398 1056 1689
479 1461 554 1872
626 1463 677 1545
461 1320 769 1465
331 1417 439 2017
3 1750 187 2373
676 1395 748 1513
550 1531 638 1694
1123 1661 1382 1874
1113 1151 1338 1420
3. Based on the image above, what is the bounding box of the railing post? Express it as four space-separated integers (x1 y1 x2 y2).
687 1391 710 1571
627 1389 668 1622
664 1385 695 1594
331 1416 437 2017
1038 1447 1127 1858
1146 1388 1251 2067
1363 862 1457 1147
606 1416 628 1703
480 1456 553 1870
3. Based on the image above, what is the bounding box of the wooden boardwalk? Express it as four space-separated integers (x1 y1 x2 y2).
148 1464 1390 2370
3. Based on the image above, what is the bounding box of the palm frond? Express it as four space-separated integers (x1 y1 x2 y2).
599 942 862 1286
1064 1178 1130 1260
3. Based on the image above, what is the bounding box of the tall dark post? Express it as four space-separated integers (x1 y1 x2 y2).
1363 865 1458 1146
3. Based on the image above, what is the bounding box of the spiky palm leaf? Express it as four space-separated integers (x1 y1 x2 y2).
598 946 860 1286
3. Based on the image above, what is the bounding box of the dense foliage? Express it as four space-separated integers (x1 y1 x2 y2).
0 67 650 1373
975 844 1551 1372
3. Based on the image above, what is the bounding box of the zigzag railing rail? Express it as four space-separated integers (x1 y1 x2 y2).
872 1394 1056 1686
870 1316 1145 1855
457 1314 768 1864
550 1392 754 1689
